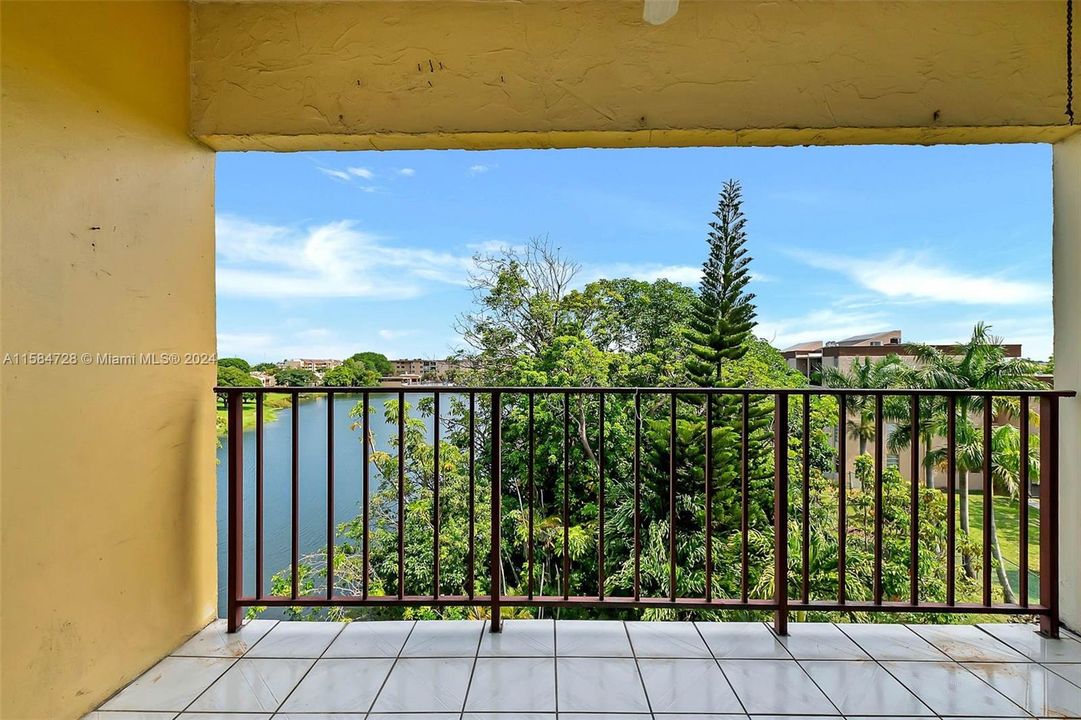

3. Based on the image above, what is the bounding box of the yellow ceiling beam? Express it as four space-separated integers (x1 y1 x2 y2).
192 0 1080 150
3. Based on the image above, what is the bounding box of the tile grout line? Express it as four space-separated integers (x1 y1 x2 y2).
232 618 279 658
96 617 253 713
261 621 348 716
901 623 1039 718
231 618 341 713
364 619 419 718
761 621 845 718
835 622 938 718
169 656 240 715
552 618 559 717
621 620 656 719
692 620 750 718
973 620 1081 662
789 656 846 717
972 621 1039 659
1044 663 1081 691
951 659 1042 717
456 619 487 720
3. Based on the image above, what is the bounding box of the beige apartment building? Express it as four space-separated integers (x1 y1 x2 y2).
280 358 343 373
783 330 1024 491
783 330 1022 381
391 357 447 377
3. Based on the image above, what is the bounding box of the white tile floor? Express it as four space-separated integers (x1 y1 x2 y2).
86 619 1081 719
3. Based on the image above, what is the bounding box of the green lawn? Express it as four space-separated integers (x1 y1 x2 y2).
967 492 1041 603
215 395 292 435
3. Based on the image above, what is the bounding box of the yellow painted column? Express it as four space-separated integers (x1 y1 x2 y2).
1053 132 1081 631
1 3 217 717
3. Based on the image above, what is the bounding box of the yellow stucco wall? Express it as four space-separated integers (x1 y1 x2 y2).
192 0 1078 151
0 3 217 718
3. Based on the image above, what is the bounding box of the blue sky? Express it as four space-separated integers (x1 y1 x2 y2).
216 144 1053 362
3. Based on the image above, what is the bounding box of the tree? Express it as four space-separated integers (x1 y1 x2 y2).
216 365 260 403
983 423 1040 603
684 180 757 387
252 362 278 372
218 357 251 373
924 419 1038 603
587 278 697 357
615 179 783 614
324 362 381 387
457 236 582 376
275 368 317 387
217 365 259 388
885 400 938 489
908 322 1042 578
823 355 906 456
349 352 393 376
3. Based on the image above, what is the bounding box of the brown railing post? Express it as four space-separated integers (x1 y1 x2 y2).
226 390 244 633
490 391 502 633
773 392 789 636
1039 395 1060 637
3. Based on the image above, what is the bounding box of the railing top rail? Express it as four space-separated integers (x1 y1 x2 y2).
214 385 1076 397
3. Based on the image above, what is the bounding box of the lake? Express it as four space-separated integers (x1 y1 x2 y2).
214 392 446 615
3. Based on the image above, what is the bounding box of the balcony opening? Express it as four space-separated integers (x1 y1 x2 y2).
213 143 1058 633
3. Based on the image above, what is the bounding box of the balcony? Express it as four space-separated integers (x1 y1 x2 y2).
91 618 1081 717
87 385 1081 716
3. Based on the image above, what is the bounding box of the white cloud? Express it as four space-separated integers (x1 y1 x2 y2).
317 166 379 190
317 167 352 182
216 214 474 299
753 309 894 350
217 332 277 357
217 326 451 363
397 168 416 177
921 316 1054 361
789 250 1049 306
469 164 490 175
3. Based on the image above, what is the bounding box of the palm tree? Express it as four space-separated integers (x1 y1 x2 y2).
925 421 1038 603
885 392 940 488
906 323 1042 578
823 354 907 455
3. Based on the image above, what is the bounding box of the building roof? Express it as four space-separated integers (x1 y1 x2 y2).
782 340 824 353
832 329 902 346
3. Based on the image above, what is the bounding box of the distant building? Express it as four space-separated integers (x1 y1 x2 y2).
391 358 445 377
377 357 477 385
280 358 342 372
781 329 1023 491
782 330 1020 380
249 371 276 387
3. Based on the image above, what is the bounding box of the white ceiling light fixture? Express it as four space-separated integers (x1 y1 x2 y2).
643 0 679 25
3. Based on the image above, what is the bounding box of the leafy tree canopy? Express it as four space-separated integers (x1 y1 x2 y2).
324 363 381 387
218 357 251 373
274 367 317 387
217 365 259 387
349 352 393 376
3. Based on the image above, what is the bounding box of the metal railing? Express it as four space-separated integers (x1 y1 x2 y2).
216 385 1073 637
